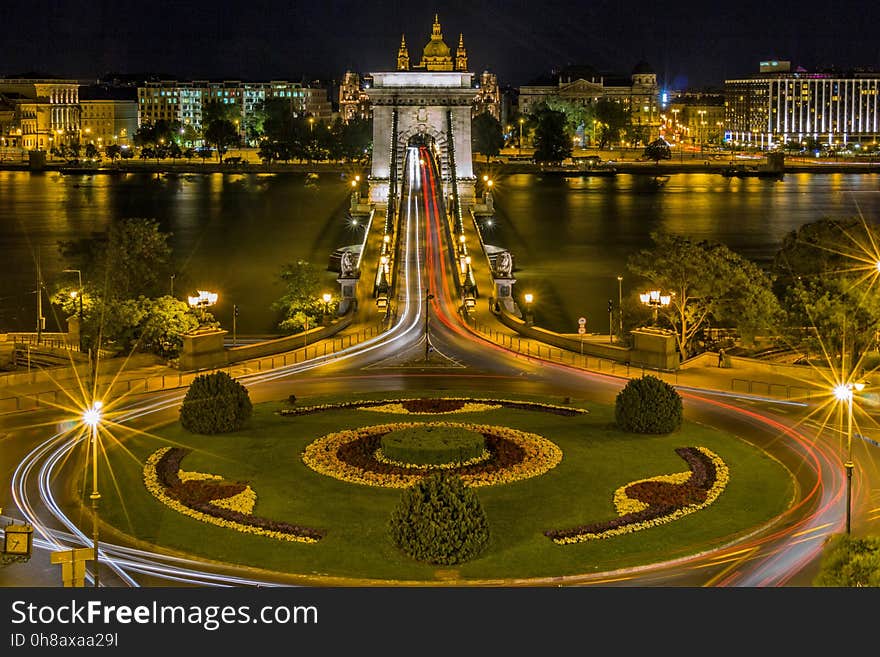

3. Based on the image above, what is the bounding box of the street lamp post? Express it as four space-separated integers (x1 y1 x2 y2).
187 290 218 326
617 275 623 339
64 269 83 352
524 293 534 326
424 292 435 361
83 401 102 588
639 289 671 325
834 381 865 534
518 118 524 156
322 293 332 324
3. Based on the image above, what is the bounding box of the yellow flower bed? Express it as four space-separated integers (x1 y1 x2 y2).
179 470 224 482
358 402 502 415
143 448 318 543
301 422 563 489
210 486 257 515
552 447 730 544
374 447 492 470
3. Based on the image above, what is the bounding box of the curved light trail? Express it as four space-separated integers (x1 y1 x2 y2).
7 144 849 588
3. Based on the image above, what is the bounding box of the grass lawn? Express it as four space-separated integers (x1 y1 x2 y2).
88 391 795 582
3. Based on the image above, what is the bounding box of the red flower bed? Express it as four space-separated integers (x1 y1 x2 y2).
400 398 466 413
544 447 718 541
154 448 324 541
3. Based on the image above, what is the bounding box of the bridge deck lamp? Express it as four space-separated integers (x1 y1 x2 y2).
82 400 103 587
524 292 534 326
834 381 866 534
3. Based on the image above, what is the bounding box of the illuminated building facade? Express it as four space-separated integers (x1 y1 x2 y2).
137 80 309 135
339 71 372 122
0 79 81 150
725 61 880 148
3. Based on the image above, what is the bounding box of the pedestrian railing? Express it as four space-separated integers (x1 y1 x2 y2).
467 316 679 386
731 378 814 401
0 321 386 414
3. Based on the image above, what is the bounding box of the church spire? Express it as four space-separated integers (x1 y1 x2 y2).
432 14 442 38
455 33 468 71
397 33 410 70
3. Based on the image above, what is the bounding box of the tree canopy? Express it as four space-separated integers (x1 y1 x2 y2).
643 138 672 164
594 99 629 148
629 232 781 357
471 111 505 162
773 216 880 368
273 260 327 333
532 105 571 164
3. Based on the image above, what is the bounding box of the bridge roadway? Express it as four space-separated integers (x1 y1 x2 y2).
1 145 851 587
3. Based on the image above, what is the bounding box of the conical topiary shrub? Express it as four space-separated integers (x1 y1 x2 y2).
389 472 490 565
614 375 683 434
179 371 252 434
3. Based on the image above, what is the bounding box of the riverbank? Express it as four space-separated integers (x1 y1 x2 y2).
480 160 880 175
0 160 365 175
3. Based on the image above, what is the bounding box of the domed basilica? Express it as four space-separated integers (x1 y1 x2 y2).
396 14 468 72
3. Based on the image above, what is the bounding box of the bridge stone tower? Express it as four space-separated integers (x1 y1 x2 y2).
367 16 477 206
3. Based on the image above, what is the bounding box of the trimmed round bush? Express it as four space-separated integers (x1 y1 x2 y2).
389 472 490 565
614 375 683 434
179 371 253 434
380 425 485 466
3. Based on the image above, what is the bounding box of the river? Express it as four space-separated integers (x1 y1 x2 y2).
0 170 355 333
1 169 878 335
487 172 880 334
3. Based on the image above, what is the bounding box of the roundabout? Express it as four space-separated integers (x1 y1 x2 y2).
72 393 797 583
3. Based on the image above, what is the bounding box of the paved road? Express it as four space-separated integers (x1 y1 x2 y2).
1 144 859 588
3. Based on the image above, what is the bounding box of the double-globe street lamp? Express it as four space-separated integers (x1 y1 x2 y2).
833 381 865 534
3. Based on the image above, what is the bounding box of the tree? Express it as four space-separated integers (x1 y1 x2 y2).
628 232 781 357
471 111 505 162
179 371 253 434
203 119 239 163
105 144 122 163
543 97 594 142
84 143 100 160
773 217 880 367
273 260 325 333
532 105 571 164
594 99 629 148
615 375 683 434
388 472 489 565
340 116 372 162
814 534 880 586
643 138 671 164
59 217 173 301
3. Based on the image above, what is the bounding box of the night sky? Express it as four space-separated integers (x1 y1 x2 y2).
4 0 878 89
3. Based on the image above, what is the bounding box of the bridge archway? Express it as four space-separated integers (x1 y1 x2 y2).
366 71 477 207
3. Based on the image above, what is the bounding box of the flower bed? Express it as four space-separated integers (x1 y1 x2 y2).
144 447 324 543
281 397 588 417
301 422 563 488
545 447 729 543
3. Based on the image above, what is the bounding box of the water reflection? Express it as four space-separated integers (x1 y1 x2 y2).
0 171 351 332
490 172 880 333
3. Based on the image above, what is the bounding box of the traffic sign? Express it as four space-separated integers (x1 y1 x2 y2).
578 327 586 334
577 317 586 325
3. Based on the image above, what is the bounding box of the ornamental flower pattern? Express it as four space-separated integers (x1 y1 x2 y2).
545 447 729 543
301 422 563 488
281 397 588 417
144 447 323 543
